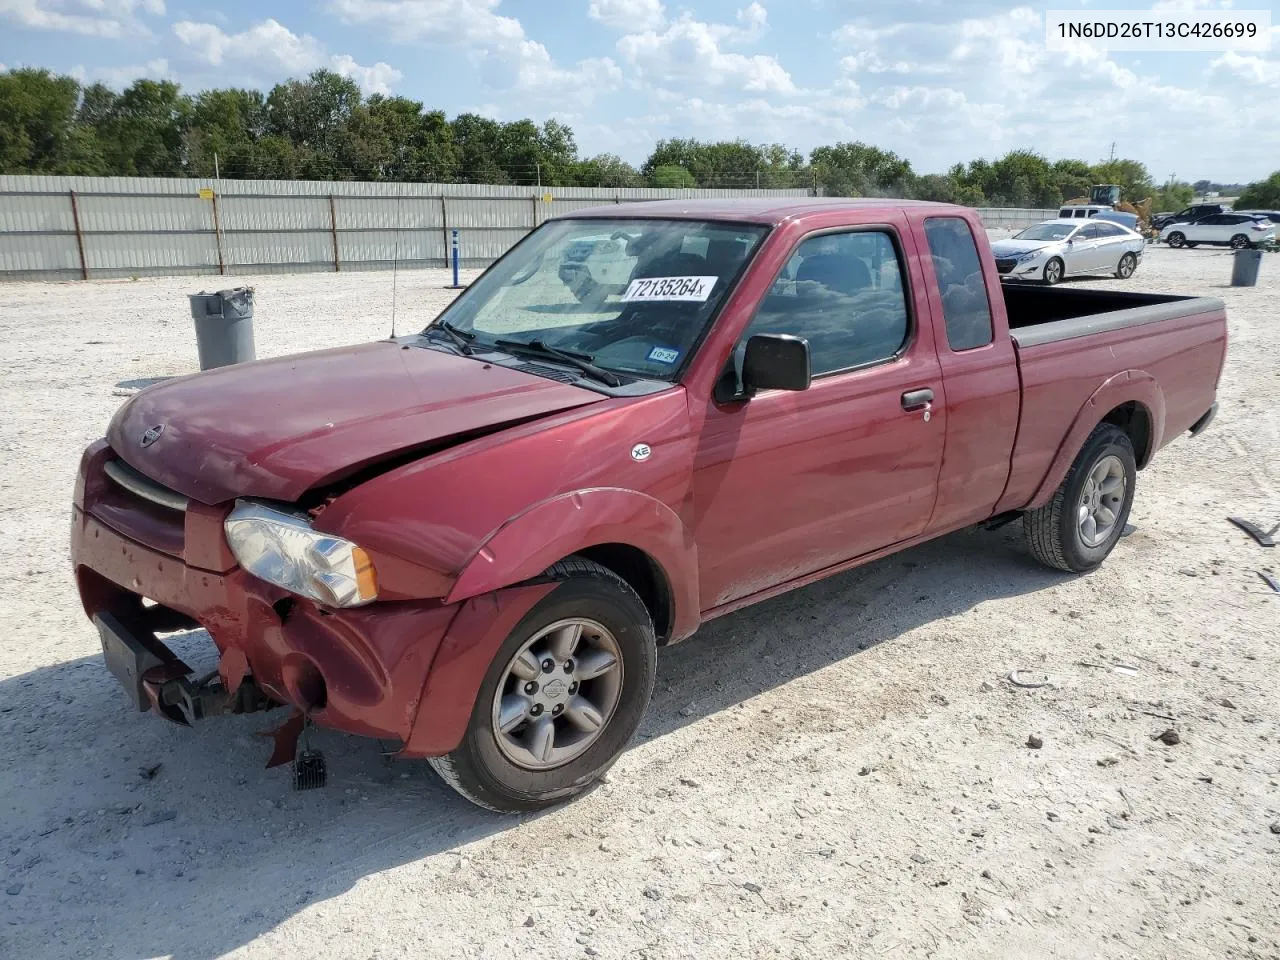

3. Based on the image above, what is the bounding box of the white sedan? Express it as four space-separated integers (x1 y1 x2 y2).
1160 213 1276 249
991 218 1145 285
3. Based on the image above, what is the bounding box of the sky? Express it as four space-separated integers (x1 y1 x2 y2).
1 0 1278 183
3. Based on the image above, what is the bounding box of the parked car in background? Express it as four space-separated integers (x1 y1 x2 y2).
1151 203 1232 231
72 198 1226 812
1160 213 1276 249
1238 210 1280 225
991 218 1145 284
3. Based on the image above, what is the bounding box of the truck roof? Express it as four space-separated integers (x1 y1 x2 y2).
555 196 962 226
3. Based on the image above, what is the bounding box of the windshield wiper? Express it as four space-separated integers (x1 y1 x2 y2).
493 338 623 388
423 320 475 355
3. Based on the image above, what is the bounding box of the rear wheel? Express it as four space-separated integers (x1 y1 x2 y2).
1115 252 1137 279
1230 233 1252 250
428 558 657 812
1023 423 1136 573
1166 231 1185 248
1042 257 1064 285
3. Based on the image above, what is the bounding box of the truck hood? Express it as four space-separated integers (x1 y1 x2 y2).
108 341 606 505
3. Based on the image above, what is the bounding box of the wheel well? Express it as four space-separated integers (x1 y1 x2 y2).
1103 401 1153 467
574 543 675 644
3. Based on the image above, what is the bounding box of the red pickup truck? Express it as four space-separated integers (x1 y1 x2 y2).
71 199 1226 811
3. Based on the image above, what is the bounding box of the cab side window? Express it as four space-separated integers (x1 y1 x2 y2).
923 217 994 351
743 231 910 376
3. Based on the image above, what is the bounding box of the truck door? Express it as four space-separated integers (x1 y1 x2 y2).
692 220 946 610
915 215 1021 534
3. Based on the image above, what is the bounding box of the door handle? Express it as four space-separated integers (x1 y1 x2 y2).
901 388 934 411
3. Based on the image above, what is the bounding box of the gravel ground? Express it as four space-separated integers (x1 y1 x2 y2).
1 246 1277 960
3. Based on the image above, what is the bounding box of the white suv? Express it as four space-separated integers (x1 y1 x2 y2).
1161 213 1276 249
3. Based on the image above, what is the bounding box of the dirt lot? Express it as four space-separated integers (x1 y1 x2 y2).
1 246 1277 959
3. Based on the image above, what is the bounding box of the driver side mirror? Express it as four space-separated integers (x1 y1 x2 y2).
743 334 811 393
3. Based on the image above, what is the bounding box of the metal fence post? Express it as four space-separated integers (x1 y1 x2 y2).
210 190 226 275
440 195 449 268
328 194 341 271
532 195 539 229
68 191 88 280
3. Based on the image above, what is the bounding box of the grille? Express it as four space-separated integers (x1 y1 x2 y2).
995 258 1017 274
104 459 189 512
512 361 577 384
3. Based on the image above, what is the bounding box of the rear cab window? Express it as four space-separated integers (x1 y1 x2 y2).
922 217 994 352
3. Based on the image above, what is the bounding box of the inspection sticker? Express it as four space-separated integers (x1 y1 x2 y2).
622 276 717 302
647 346 680 364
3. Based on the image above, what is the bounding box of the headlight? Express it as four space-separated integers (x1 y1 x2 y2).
224 501 378 607
1017 250 1044 262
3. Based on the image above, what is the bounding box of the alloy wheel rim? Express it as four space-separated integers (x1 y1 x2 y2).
1046 261 1062 282
1119 255 1134 277
491 618 624 771
1077 455 1127 547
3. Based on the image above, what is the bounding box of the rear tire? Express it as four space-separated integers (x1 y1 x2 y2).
1166 231 1185 248
1115 252 1137 279
428 558 657 812
1023 424 1136 574
1042 257 1064 285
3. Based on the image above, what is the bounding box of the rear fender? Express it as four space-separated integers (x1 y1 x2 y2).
445 487 699 640
1027 370 1165 510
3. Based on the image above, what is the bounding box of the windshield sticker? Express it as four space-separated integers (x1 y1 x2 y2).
622 276 717 302
647 345 680 365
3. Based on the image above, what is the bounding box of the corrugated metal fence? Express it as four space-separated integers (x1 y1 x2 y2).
0 176 1058 281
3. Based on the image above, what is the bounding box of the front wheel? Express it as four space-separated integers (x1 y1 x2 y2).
1023 423 1136 573
1166 231 1185 248
428 558 657 812
1229 234 1252 250
1042 257 1064 285
1115 252 1137 279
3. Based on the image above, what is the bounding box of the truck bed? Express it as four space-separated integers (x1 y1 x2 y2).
994 283 1228 514
1001 284 1224 347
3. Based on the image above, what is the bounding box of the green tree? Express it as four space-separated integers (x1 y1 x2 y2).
650 164 697 188
0 68 106 174
809 141 913 197
185 88 267 178
1153 180 1195 213
1234 172 1280 209
94 79 191 176
1051 158 1094 203
574 153 642 187
1089 158 1155 205
450 113 509 183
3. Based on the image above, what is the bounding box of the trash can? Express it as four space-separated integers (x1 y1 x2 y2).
1231 249 1263 287
189 287 255 370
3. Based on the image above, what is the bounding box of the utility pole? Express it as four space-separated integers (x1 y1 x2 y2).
214 152 220 180
536 163 541 188
1108 141 1116 163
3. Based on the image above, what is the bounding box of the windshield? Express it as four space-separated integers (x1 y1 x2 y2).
1013 223 1076 241
428 218 768 380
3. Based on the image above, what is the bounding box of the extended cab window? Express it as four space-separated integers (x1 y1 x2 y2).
923 217 994 352
744 231 910 376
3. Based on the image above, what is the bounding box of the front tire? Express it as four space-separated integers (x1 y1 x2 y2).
1042 257 1064 285
1166 231 1185 248
1115 252 1137 279
429 558 657 812
1229 234 1251 250
1023 423 1136 573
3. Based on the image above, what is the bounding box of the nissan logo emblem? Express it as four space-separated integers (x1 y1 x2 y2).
140 424 166 448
